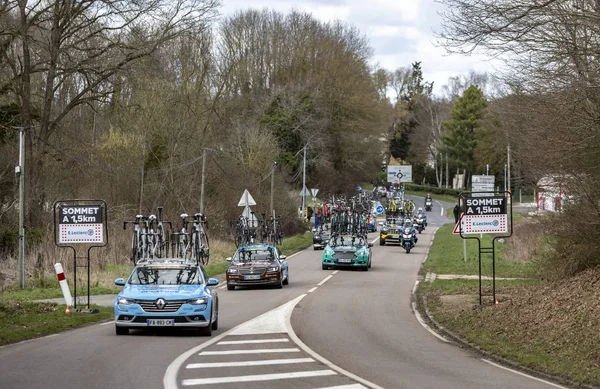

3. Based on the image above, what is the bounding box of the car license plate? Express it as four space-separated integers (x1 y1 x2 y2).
337 258 352 263
147 319 174 326
244 275 261 280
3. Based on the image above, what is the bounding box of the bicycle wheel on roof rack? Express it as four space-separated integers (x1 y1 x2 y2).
131 234 138 264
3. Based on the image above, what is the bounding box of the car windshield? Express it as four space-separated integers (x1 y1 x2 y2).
330 235 365 247
233 248 275 263
129 266 202 285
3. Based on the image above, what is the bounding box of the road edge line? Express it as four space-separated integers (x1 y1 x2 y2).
285 297 386 389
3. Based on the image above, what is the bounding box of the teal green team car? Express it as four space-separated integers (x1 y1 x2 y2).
113 258 219 336
321 235 373 271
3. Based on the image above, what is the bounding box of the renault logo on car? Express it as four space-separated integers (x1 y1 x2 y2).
155 298 166 310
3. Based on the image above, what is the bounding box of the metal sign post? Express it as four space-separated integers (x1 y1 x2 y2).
54 200 108 313
457 192 513 305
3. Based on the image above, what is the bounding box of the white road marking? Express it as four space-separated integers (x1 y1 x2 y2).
315 385 367 389
317 275 333 286
308 287 318 293
332 270 339 275
186 358 314 369
481 359 570 388
411 302 449 343
440 206 444 217
99 321 114 326
412 280 420 294
181 370 337 386
285 298 386 389
164 295 306 388
200 348 299 356
370 236 379 244
218 338 288 345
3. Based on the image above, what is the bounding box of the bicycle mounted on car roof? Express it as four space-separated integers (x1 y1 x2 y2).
123 207 210 266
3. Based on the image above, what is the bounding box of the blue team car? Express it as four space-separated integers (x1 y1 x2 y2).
113 258 219 336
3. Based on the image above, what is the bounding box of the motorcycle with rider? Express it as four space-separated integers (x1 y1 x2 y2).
413 207 427 234
400 219 418 253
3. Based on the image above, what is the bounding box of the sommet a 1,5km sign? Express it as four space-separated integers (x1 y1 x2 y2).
460 196 508 234
58 205 103 244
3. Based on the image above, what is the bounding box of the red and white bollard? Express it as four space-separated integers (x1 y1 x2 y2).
54 263 73 313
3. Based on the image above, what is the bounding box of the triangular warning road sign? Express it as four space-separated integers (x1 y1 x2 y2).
241 205 258 226
299 186 310 196
453 214 465 234
238 189 257 207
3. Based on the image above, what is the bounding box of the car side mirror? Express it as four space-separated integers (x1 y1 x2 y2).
114 278 125 286
279 255 287 260
368 243 374 248
207 278 219 287
226 257 232 262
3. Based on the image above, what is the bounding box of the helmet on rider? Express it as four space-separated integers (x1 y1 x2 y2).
418 207 423 212
404 220 411 227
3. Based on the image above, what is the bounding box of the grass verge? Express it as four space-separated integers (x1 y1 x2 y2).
0 233 314 346
420 221 600 387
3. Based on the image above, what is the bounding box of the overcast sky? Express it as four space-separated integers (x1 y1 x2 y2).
218 0 500 96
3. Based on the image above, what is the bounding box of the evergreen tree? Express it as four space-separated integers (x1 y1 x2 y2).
442 85 487 185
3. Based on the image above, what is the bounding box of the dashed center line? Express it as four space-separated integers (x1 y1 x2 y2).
308 287 318 293
317 275 333 286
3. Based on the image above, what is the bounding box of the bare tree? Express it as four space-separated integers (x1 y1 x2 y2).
2 0 220 224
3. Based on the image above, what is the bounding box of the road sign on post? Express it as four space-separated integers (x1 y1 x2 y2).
54 200 108 313
457 191 513 306
471 175 495 197
238 189 257 207
311 188 319 200
386 165 412 183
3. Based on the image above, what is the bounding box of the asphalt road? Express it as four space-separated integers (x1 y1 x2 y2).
0 196 558 389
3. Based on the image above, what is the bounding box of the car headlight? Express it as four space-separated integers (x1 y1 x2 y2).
187 298 208 305
118 297 135 305
324 247 334 255
227 268 238 274
381 229 388 233
267 266 279 272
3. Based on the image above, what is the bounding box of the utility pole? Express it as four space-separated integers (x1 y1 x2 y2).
507 145 511 196
301 145 307 221
270 161 278 218
200 151 206 214
17 127 25 289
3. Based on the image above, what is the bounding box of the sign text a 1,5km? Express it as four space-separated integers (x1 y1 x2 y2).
58 205 104 244
464 196 506 215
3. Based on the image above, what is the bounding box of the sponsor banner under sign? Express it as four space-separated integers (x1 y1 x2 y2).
59 224 103 243
462 214 507 234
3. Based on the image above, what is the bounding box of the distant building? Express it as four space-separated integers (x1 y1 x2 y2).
536 175 568 212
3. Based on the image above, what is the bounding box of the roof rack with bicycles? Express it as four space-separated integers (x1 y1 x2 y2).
123 206 172 265
169 212 210 266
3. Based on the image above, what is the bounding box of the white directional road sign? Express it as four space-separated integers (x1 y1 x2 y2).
472 175 495 197
375 205 384 214
387 165 412 183
238 189 257 207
